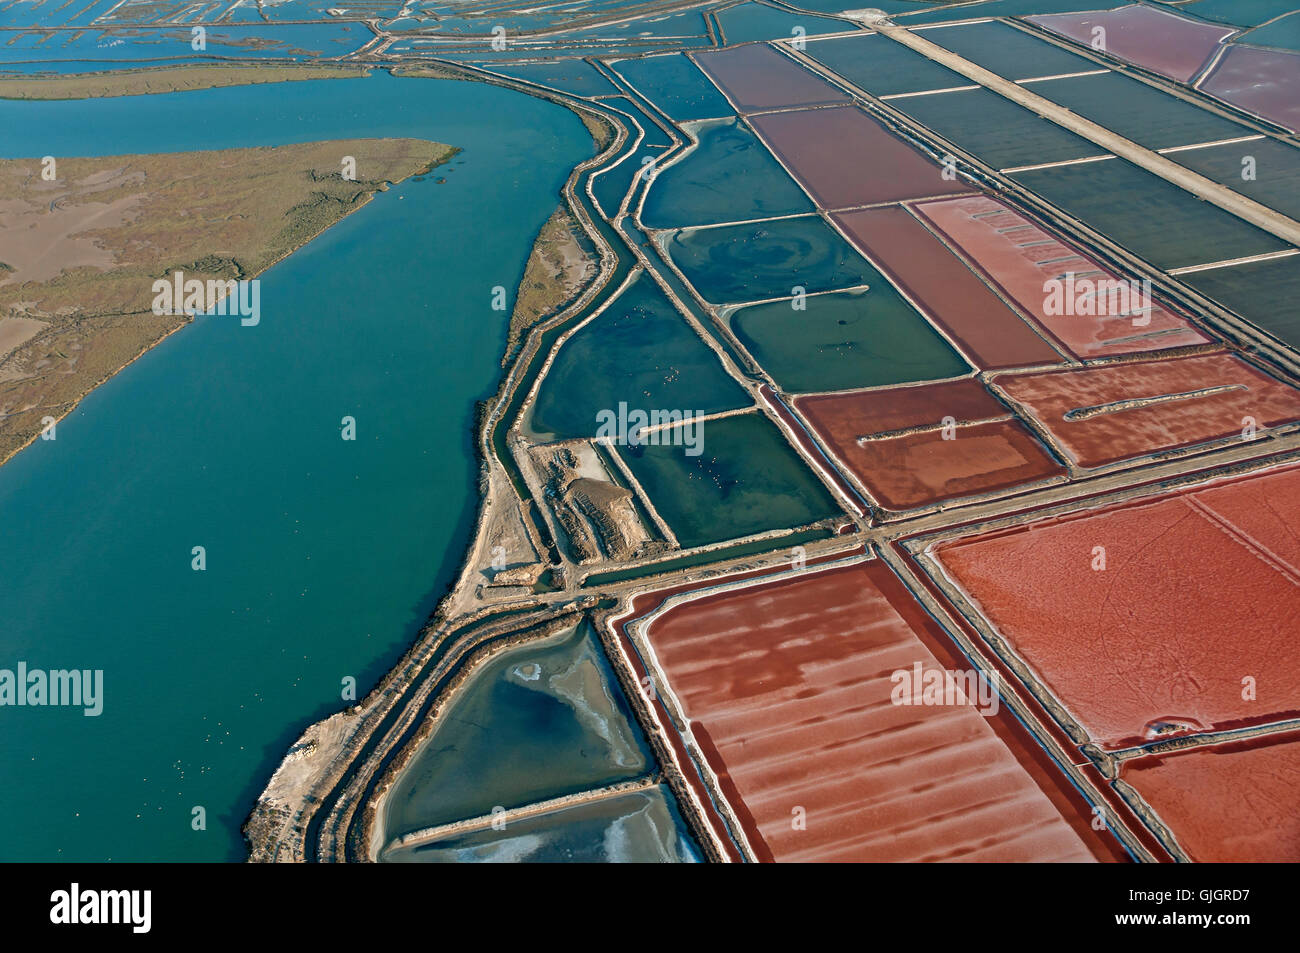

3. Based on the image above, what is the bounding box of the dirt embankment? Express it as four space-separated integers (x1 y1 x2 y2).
502 204 598 368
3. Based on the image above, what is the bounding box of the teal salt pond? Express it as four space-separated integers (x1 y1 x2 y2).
729 287 970 394
528 270 751 441
640 117 813 228
611 52 733 122
378 621 699 862
0 71 595 861
664 215 878 305
590 96 674 218
714 2 853 45
616 410 842 548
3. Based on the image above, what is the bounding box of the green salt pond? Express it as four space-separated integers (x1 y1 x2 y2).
617 410 841 548
1173 137 1300 220
804 31 968 95
664 214 878 305
730 287 969 394
920 19 1096 81
640 117 814 228
1029 72 1251 151
612 51 733 121
1183 256 1300 349
493 59 623 97
890 86 1108 168
1012 157 1293 269
529 270 751 441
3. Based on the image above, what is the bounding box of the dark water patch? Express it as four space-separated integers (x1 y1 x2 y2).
731 286 970 393
665 214 878 305
641 117 813 228
380 622 653 838
618 411 841 549
529 270 751 440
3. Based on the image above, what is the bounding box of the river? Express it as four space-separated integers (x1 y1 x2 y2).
0 71 592 860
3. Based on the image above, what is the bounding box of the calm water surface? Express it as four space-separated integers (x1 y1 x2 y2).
0 73 591 860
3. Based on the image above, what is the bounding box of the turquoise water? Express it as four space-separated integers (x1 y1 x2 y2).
591 96 674 218
0 22 373 63
0 72 592 861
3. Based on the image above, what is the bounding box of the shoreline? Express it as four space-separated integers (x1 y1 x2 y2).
0 137 458 471
242 65 636 861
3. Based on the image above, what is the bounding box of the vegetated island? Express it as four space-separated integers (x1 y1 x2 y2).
0 63 371 100
0 137 457 466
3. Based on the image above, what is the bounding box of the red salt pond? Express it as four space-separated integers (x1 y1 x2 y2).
796 379 1064 511
1027 5 1234 83
641 559 1103 861
994 351 1300 469
914 195 1210 358
800 376 1004 434
748 105 974 208
832 205 1065 369
693 43 849 113
1201 45 1300 134
932 463 1300 751
1121 732 1300 862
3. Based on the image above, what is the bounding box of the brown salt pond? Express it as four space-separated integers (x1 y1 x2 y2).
914 195 1210 358
993 351 1300 468
748 104 974 209
1201 44 1300 134
832 205 1065 368
799 376 1005 435
1027 5 1234 83
641 559 1106 861
692 43 849 113
795 379 1064 511
932 463 1300 751
1120 731 1300 862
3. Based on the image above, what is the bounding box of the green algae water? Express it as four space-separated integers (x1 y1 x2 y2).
618 411 842 548
0 72 593 861
729 287 970 394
